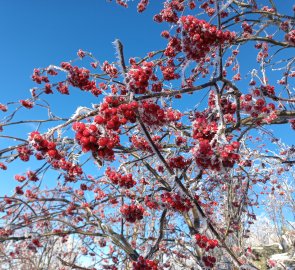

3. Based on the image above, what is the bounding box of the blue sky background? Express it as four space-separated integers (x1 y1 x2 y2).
0 0 294 221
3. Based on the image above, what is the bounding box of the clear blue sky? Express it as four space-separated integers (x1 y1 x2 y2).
0 0 166 103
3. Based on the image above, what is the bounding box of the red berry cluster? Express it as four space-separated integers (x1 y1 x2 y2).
160 64 180 81
220 142 240 168
26 170 39 182
220 97 237 115
285 30 295 46
0 162 7 170
32 68 49 84
100 96 138 128
0 228 12 237
0 104 7 112
102 61 118 78
17 146 33 161
179 16 235 61
164 37 181 57
32 238 42 248
20 99 34 109
140 100 182 127
242 22 253 35
60 62 101 96
25 189 37 199
120 204 145 223
127 61 154 94
105 167 136 188
29 131 60 160
240 92 276 118
132 256 158 270
56 82 69 95
144 196 159 210
29 131 83 181
137 0 149 13
209 93 238 123
192 140 240 171
73 121 120 161
65 203 76 216
290 119 295 130
192 114 218 141
280 21 289 32
15 186 24 195
73 97 140 160
175 136 187 146
161 192 192 212
168 155 190 169
131 135 162 152
77 49 86 58
202 255 217 268
195 234 218 251
52 158 83 182
155 0 187 23
261 85 275 96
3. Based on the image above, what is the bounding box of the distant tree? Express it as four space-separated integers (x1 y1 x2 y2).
0 234 82 270
0 1 294 269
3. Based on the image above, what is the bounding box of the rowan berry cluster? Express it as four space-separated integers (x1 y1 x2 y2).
65 203 76 216
285 30 295 46
26 170 39 182
132 256 158 270
191 110 240 169
175 136 187 146
120 204 145 223
242 22 253 35
161 192 192 212
0 228 12 237
0 162 7 170
178 16 235 61
32 68 49 84
261 85 275 96
168 155 190 169
105 167 136 188
164 36 181 57
240 92 276 119
73 121 120 161
192 140 240 171
17 146 33 162
56 82 69 95
140 100 182 127
131 135 162 152
192 114 218 141
25 190 37 199
29 131 60 160
0 104 7 112
160 64 180 81
73 98 141 159
15 186 24 195
144 196 159 210
102 61 118 78
31 239 42 248
29 131 83 181
127 61 154 94
220 97 237 115
20 99 34 109
202 255 217 268
154 2 180 24
53 158 83 182
194 234 218 251
60 62 101 96
137 0 149 13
